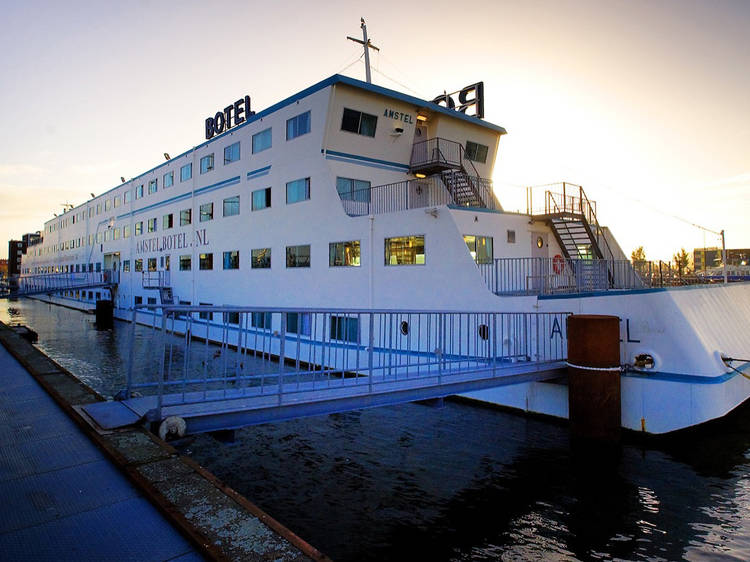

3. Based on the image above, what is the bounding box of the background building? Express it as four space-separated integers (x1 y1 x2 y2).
693 247 750 271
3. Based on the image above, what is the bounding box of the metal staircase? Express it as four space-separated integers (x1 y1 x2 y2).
142 271 173 304
409 137 500 210
529 183 615 285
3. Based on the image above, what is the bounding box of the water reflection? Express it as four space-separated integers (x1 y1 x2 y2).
2 298 750 561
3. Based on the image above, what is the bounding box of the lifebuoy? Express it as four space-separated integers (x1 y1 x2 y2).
552 254 565 275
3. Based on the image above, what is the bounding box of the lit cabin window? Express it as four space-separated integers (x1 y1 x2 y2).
179 255 191 271
199 253 213 270
135 221 143 236
329 241 361 267
180 163 192 182
135 259 143 272
224 142 240 164
385 235 425 265
252 128 272 153
341 108 377 137
251 248 271 269
148 258 157 272
465 141 488 163
286 111 310 140
463 235 493 264
200 154 214 174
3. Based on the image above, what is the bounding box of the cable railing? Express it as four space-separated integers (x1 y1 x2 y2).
123 306 570 422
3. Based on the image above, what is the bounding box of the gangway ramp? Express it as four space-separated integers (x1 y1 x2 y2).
5 271 119 298
84 306 570 435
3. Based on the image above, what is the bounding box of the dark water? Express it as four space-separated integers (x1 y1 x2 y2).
3 298 750 561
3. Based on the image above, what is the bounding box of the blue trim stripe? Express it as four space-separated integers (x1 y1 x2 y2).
326 155 406 172
247 165 272 180
623 361 750 385
325 150 409 171
539 280 750 300
117 176 241 219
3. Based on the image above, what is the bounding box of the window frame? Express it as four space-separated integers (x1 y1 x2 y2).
341 108 377 137
224 141 240 165
199 202 214 222
252 128 272 153
286 110 311 140
384 235 426 266
199 154 214 174
286 177 310 204
251 187 271 211
286 244 311 268
222 196 240 217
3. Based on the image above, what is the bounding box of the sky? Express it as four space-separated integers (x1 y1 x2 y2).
0 0 748 262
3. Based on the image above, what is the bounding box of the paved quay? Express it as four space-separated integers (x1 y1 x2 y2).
0 321 327 561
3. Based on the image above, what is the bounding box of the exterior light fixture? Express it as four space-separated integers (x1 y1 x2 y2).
416 114 428 121
415 173 426 179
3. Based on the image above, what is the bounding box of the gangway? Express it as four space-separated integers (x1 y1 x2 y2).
83 306 569 435
4 271 119 298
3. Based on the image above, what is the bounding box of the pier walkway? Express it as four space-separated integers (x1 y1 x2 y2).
0 344 202 561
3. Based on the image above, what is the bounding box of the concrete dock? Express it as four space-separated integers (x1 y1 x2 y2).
0 321 328 561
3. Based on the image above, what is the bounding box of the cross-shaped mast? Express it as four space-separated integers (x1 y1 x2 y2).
347 18 379 84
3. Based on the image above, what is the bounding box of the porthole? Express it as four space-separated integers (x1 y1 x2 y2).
634 353 655 369
478 324 490 341
536 236 544 249
400 321 409 336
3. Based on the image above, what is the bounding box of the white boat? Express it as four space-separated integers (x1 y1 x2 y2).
17 70 750 434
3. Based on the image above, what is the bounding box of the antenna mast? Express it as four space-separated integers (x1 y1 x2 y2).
347 18 379 83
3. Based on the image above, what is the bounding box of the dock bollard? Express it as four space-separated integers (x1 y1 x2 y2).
566 314 621 442
95 299 114 330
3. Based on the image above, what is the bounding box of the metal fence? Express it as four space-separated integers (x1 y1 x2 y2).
478 257 646 295
125 306 569 420
12 271 120 296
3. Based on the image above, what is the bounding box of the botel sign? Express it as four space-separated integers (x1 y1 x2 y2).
205 96 255 140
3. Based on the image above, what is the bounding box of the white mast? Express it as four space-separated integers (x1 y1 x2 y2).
347 18 379 84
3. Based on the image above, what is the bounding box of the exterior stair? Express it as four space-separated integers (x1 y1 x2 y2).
441 170 484 207
159 287 174 305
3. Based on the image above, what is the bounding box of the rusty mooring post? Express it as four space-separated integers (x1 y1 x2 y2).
567 315 621 441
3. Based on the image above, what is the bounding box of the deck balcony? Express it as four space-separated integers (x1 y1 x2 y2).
410 137 477 176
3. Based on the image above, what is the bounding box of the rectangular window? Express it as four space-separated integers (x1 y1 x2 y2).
200 202 213 222
286 110 310 140
123 260 130 272
251 312 272 330
163 171 174 188
199 253 213 270
336 177 371 202
252 187 271 211
96 203 101 214
329 241 361 267
135 221 143 236
180 163 192 182
251 248 271 269
224 141 240 164
163 213 173 230
252 128 272 153
286 244 310 268
341 108 377 137
385 235 425 265
330 316 359 343
147 297 157 305
199 303 212 321
463 235 493 264
180 208 192 226
223 196 240 217
113 228 120 240
179 255 191 271
148 179 158 194
135 185 143 199
147 258 157 272
147 218 157 233
465 141 489 163
135 296 143 305
507 230 516 244
287 312 311 336
114 195 121 208
124 190 132 204
200 154 214 174
135 259 143 272
224 311 240 325
223 250 239 270
286 177 310 204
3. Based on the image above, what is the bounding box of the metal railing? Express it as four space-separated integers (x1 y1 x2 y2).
478 257 646 295
632 261 750 287
142 270 170 289
124 306 569 421
410 137 483 176
340 175 497 216
10 270 120 296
